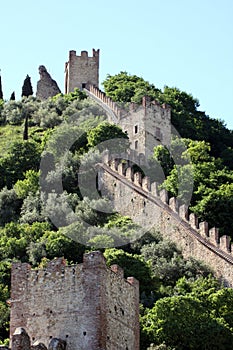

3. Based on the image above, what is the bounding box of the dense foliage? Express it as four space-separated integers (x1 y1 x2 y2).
0 76 232 349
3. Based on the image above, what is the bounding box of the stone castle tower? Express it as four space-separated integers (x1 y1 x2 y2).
9 251 139 350
65 49 100 93
117 96 171 158
67 46 172 158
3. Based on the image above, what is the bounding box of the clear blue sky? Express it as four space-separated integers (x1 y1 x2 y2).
1 0 233 130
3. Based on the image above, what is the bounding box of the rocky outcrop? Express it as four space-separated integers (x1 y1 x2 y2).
36 66 61 100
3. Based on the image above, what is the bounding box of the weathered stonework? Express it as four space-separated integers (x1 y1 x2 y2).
12 327 30 350
86 86 171 158
118 96 171 158
36 66 61 100
9 252 139 350
98 155 233 287
65 49 99 93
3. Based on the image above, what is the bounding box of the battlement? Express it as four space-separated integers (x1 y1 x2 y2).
141 95 171 111
88 85 171 120
103 154 233 256
69 49 100 59
87 85 171 158
10 251 139 350
98 153 233 287
88 85 122 119
65 49 99 93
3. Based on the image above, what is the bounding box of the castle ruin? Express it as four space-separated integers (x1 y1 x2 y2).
9 251 139 350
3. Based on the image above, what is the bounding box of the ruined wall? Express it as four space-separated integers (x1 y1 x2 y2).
98 158 233 287
65 50 99 93
10 252 139 350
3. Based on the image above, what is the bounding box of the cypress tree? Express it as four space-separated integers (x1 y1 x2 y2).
22 74 33 97
0 74 3 100
23 115 28 140
10 91 15 100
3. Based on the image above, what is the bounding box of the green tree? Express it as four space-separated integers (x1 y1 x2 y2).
22 74 33 97
0 140 41 189
87 121 129 152
103 71 159 103
141 241 211 287
38 230 85 264
209 288 233 328
14 170 39 199
141 294 233 350
0 188 21 226
191 183 233 236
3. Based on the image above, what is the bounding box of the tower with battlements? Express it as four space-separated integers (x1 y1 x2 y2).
9 251 139 350
65 48 171 158
65 49 100 93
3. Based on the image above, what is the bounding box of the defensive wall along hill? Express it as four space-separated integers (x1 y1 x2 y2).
83 82 233 288
97 152 233 288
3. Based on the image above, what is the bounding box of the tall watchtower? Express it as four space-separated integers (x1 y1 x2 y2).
65 49 100 93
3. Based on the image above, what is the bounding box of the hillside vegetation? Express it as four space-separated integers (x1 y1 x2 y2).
0 76 232 349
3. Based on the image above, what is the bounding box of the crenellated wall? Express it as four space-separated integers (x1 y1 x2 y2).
88 85 122 120
98 154 233 287
9 252 139 350
87 85 171 158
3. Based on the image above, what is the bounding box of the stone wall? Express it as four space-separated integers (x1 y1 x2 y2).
87 85 171 158
9 252 139 350
98 157 233 287
65 50 99 93
118 96 171 158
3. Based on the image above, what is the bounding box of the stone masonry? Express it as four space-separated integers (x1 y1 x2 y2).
86 86 171 158
98 155 233 287
64 48 232 287
65 49 99 93
9 251 139 350
118 96 171 158
36 66 61 100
